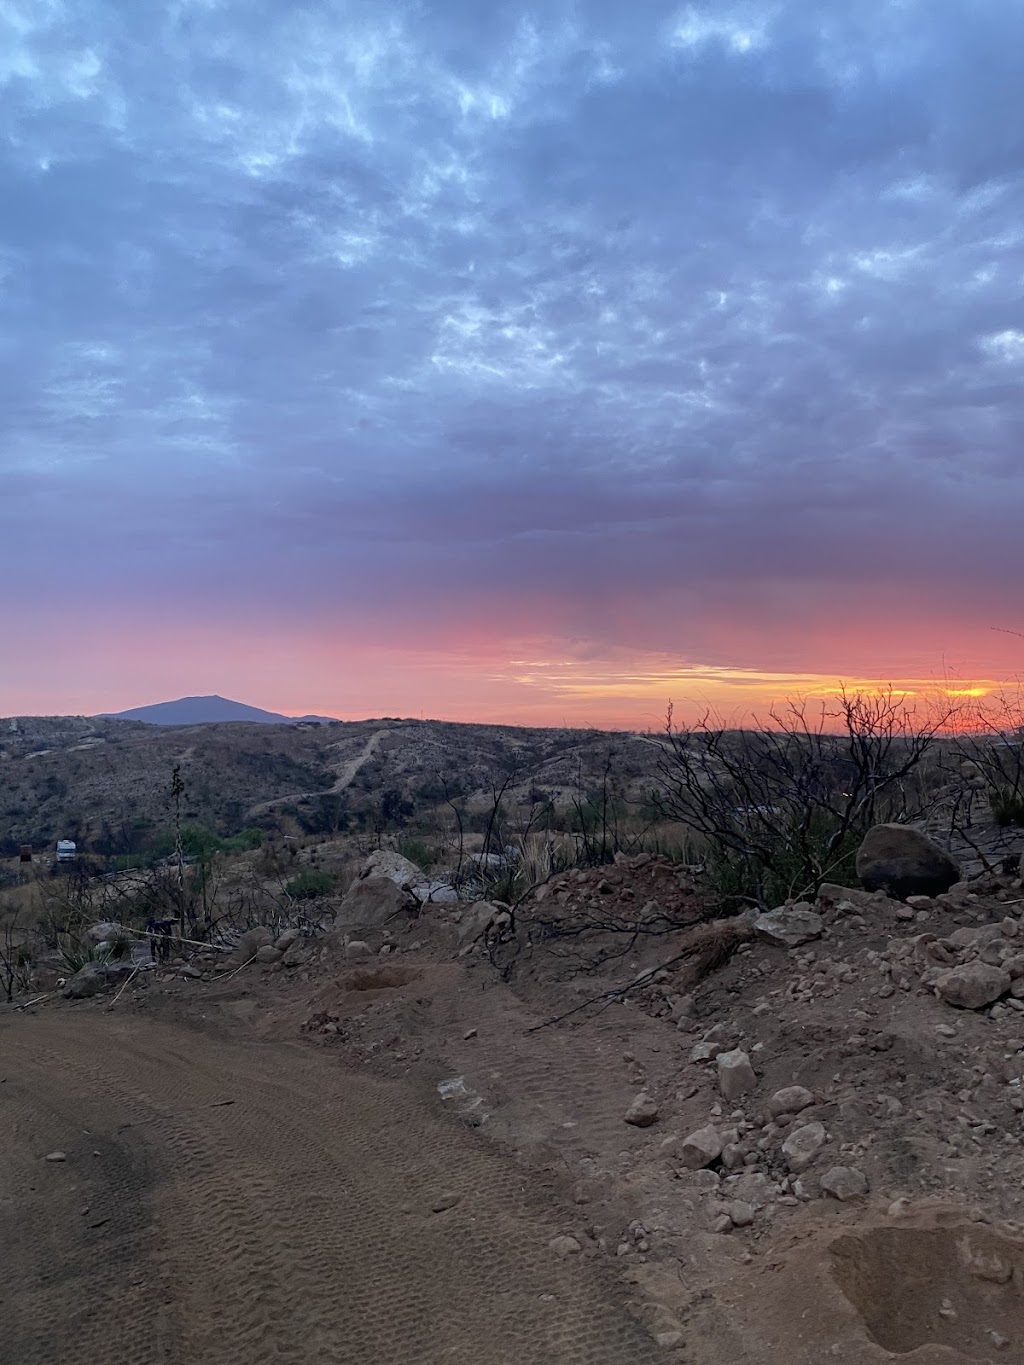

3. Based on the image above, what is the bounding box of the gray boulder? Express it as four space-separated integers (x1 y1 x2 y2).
336 876 416 930
820 1166 869 1200
936 963 1010 1010
678 1125 724 1169
456 902 510 945
856 825 959 900
63 960 135 1000
782 1121 827 1173
360 850 421 888
754 905 823 948
82 921 129 948
230 926 274 965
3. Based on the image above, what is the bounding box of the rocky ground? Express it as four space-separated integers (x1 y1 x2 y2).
8 835 1024 1362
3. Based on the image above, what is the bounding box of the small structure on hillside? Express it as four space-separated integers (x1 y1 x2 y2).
19 844 31 863
56 839 77 863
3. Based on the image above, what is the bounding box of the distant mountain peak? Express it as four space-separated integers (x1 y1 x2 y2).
99 695 337 726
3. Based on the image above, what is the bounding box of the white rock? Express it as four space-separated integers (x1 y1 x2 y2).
548 1235 582 1256
717 1048 757 1101
782 1122 827 1173
344 940 373 959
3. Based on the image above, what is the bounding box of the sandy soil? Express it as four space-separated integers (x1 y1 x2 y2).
0 1010 663 1365
7 853 1024 1364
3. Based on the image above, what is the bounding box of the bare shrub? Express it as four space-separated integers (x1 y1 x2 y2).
655 689 952 909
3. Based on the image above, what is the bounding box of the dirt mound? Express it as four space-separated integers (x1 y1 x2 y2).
346 964 422 991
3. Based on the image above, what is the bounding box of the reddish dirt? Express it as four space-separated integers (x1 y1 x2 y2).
7 852 1024 1362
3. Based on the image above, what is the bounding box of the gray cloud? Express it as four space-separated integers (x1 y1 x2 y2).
1 0 1023 674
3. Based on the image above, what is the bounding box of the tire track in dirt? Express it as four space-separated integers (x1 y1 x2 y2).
0 1012 666 1365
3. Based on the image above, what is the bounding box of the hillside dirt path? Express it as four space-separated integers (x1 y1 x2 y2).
0 1010 662 1365
247 727 390 816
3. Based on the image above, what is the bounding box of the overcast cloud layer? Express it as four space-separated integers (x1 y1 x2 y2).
2 1 1023 717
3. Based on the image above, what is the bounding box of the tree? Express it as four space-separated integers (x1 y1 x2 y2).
655 688 951 908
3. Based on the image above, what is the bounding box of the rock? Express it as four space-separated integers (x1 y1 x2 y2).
255 945 282 964
62 960 134 999
360 849 421 888
754 906 823 948
675 1167 721 1190
548 1235 582 1256
334 876 417 930
724 1199 755 1227
678 1125 724 1169
624 1093 660 1128
231 926 274 964
690 1041 723 1062
82 921 128 948
717 1049 756 1101
767 1086 815 1118
410 881 460 904
820 1166 868 1200
280 940 310 967
430 1191 461 1213
344 940 373 959
63 962 110 999
274 928 302 952
936 963 1011 1010
456 901 507 945
856 825 959 900
44 1151 66 1162
816 883 872 908
782 1122 827 1173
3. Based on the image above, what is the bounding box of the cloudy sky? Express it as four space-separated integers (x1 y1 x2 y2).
1 0 1023 724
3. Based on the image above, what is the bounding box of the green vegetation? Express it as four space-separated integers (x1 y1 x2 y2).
398 838 434 870
989 787 1024 826
285 868 335 900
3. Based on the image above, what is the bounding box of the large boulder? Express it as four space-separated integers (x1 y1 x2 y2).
230 926 274 965
82 921 131 950
336 876 417 930
856 825 959 900
936 963 1010 1010
456 901 510 945
360 850 421 889
63 960 136 999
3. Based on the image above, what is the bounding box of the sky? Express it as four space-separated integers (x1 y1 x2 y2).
1 0 1023 727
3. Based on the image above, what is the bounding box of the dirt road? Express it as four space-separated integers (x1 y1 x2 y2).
0 1010 663 1365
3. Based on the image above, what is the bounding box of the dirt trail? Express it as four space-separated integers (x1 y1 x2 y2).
247 727 390 815
0 1010 663 1365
